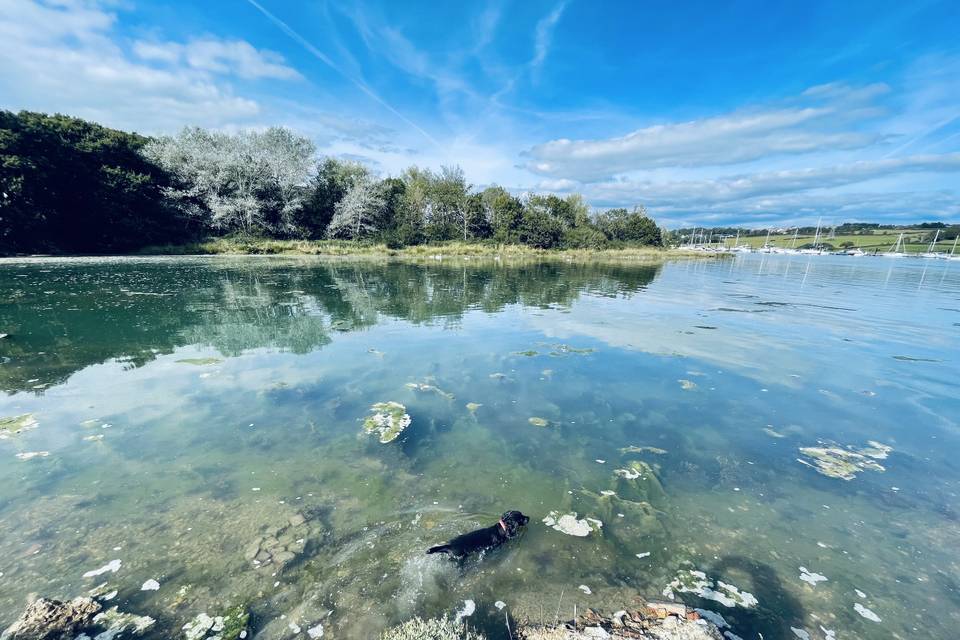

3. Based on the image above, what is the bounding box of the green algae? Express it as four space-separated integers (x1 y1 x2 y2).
662 568 758 608
797 440 892 480
528 416 549 427
405 381 455 401
175 358 223 366
549 344 595 356
218 604 250 640
513 350 539 357
363 402 412 443
0 413 38 437
542 510 603 536
620 445 668 455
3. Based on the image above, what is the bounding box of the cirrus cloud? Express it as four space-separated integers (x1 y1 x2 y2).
525 84 892 181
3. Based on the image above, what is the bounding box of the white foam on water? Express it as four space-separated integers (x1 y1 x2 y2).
83 559 122 578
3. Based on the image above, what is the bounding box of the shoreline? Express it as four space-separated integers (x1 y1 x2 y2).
2 240 727 263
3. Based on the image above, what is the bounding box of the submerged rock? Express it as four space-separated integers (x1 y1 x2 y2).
543 511 603 537
528 417 549 427
797 440 892 480
246 510 320 573
662 569 758 609
0 598 154 640
363 402 412 443
0 414 38 439
517 603 723 640
379 617 487 640
1 597 101 640
678 379 697 390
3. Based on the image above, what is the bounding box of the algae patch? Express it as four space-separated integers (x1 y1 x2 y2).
0 413 38 438
854 603 881 622
662 568 758 608
797 440 892 480
175 358 223 366
620 445 667 455
405 381 454 401
542 511 602 537
16 451 49 461
363 402 412 443
798 567 828 587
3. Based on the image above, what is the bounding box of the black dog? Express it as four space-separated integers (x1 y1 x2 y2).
426 510 530 559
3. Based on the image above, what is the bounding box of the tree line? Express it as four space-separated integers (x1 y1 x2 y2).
0 110 663 254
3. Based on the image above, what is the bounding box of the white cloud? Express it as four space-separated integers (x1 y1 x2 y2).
582 153 960 208
525 84 891 180
0 0 303 132
651 190 960 229
133 38 301 80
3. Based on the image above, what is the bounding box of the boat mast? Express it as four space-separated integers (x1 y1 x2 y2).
927 229 940 253
950 234 959 257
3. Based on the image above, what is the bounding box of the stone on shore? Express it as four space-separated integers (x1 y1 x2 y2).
516 603 724 639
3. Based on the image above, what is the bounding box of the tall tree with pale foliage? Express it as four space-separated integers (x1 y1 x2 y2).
326 177 385 239
142 127 315 235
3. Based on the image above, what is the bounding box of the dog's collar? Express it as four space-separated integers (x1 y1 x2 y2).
498 519 508 533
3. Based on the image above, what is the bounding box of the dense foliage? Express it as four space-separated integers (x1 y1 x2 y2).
1 111 665 254
0 111 188 253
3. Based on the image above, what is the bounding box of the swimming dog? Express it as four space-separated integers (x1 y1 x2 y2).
426 510 530 559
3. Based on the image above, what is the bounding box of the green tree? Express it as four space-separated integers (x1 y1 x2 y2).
595 206 663 246
0 110 185 254
482 186 523 243
519 206 564 248
297 158 368 238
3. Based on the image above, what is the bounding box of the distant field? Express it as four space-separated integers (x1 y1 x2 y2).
719 229 957 254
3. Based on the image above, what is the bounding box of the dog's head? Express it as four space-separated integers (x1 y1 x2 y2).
499 510 530 538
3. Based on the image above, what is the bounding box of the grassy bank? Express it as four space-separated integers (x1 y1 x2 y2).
723 229 957 254
139 238 720 261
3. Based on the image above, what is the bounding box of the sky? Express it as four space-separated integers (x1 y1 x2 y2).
1 0 959 228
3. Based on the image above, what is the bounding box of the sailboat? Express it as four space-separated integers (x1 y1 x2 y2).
757 229 774 253
774 227 800 254
730 229 752 253
948 234 960 261
919 229 942 259
883 233 907 258
798 219 823 254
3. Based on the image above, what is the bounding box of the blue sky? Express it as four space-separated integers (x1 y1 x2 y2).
1 0 959 228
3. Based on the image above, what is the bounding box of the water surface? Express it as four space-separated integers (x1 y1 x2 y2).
1 255 958 640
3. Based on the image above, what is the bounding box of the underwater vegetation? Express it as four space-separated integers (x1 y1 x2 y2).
363 401 412 443
797 441 892 480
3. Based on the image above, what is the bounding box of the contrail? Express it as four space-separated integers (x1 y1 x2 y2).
244 0 440 148
883 113 959 158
